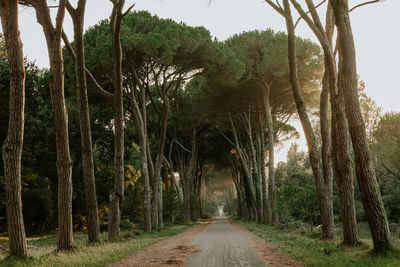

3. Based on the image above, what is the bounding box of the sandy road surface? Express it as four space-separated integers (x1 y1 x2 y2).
185 216 267 267
110 216 302 267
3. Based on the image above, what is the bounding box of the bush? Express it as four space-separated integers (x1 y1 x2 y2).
120 219 136 230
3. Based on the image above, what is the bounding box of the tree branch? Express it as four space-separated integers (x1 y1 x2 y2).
349 0 383 13
62 31 114 103
294 0 326 29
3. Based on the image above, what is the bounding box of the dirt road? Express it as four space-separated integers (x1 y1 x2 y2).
111 216 302 267
185 216 266 267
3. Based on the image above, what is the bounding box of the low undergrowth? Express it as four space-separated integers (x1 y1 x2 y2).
233 217 400 267
0 224 191 267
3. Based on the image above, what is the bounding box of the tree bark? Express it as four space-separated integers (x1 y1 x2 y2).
30 0 74 250
258 114 271 223
290 0 359 245
0 0 27 257
108 0 127 241
128 77 152 232
263 85 278 224
155 99 169 229
282 0 335 239
66 0 100 244
330 0 390 253
324 3 359 245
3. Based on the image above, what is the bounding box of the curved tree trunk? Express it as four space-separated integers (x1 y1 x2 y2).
289 0 359 245
330 0 390 253
283 0 335 239
0 0 27 256
67 0 100 243
324 3 359 246
230 115 260 221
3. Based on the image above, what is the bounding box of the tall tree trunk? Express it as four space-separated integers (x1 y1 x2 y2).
140 130 151 232
243 111 261 215
290 0 359 245
31 0 74 250
319 69 334 237
0 0 27 256
325 3 359 246
155 100 169 229
108 0 127 240
129 81 151 232
330 0 390 253
263 85 278 224
167 132 177 224
140 86 152 232
258 115 271 223
66 0 100 244
282 0 334 239
331 105 359 245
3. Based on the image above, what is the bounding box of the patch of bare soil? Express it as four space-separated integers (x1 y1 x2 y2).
109 220 213 267
227 218 304 267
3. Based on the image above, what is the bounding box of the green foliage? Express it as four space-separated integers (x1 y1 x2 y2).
234 218 400 267
371 112 400 222
276 144 320 226
0 225 190 266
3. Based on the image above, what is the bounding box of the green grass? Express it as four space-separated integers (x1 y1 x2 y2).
232 218 400 267
0 224 191 267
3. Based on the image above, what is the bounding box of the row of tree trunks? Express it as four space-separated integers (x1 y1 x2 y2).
0 0 28 256
324 3 359 245
282 0 335 239
289 0 359 245
229 115 261 221
329 0 391 253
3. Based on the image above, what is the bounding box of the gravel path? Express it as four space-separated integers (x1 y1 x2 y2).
185 216 267 267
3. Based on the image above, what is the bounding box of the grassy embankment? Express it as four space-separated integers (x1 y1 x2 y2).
233 217 400 267
0 223 193 267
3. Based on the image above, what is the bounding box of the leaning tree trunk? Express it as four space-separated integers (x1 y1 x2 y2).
67 0 100 243
230 117 260 221
331 101 359 245
289 0 359 245
0 0 27 256
31 0 74 250
283 0 335 239
330 0 390 253
108 0 127 240
263 86 278 224
324 3 359 246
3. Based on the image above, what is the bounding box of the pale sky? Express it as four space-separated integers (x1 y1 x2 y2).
16 0 400 164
